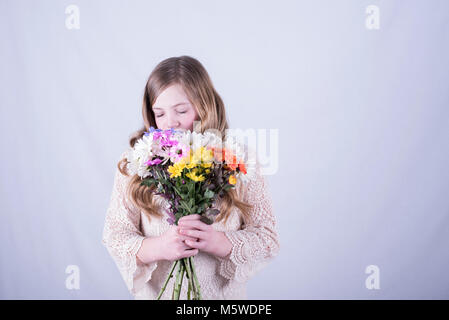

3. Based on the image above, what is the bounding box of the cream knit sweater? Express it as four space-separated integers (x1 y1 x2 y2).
102 151 280 299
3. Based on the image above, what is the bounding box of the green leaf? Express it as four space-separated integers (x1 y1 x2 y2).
173 185 182 197
204 189 214 199
179 200 190 211
140 179 157 187
223 184 234 191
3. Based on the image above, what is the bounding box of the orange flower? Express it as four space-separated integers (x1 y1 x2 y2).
211 147 242 171
223 149 238 170
238 161 247 174
229 175 237 185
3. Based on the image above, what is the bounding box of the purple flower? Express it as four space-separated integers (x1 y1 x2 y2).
144 158 162 166
144 126 162 136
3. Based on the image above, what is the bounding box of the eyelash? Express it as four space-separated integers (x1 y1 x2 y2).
155 111 186 118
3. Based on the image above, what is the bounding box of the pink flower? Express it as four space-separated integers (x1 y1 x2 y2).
145 158 162 166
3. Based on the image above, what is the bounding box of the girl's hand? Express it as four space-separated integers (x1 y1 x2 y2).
156 224 201 262
178 214 232 259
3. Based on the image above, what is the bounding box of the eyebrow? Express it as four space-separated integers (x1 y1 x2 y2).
152 102 188 110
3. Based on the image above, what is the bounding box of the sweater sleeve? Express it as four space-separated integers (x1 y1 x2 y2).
216 160 280 283
101 151 158 296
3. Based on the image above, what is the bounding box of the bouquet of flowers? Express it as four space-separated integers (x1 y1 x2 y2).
125 127 255 300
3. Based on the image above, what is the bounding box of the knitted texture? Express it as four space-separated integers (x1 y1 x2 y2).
102 151 280 299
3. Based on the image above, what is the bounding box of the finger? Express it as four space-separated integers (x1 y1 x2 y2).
178 219 210 231
178 214 201 222
185 239 206 250
180 242 195 251
179 228 206 240
181 248 199 258
177 227 199 240
179 233 199 242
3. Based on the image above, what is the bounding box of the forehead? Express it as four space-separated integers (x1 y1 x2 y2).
153 84 190 110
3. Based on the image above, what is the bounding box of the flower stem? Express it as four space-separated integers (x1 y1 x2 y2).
173 260 183 300
187 275 191 300
156 260 178 300
183 257 196 299
178 263 185 299
190 256 202 300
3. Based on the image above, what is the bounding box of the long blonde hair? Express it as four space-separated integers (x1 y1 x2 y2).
118 55 253 226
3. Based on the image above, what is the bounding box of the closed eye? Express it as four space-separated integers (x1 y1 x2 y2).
155 111 186 118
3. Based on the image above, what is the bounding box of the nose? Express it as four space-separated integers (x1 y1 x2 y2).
167 117 180 129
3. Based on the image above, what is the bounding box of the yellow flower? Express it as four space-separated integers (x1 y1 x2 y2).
201 147 214 163
182 150 198 169
186 169 205 182
192 147 214 165
185 155 198 169
168 165 182 178
229 175 237 185
181 147 214 172
168 160 187 178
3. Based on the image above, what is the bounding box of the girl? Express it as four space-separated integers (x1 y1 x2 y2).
102 55 280 299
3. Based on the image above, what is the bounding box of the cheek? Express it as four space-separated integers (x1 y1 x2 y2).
188 109 200 123
187 111 197 122
179 111 195 125
154 117 163 128
190 112 200 127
